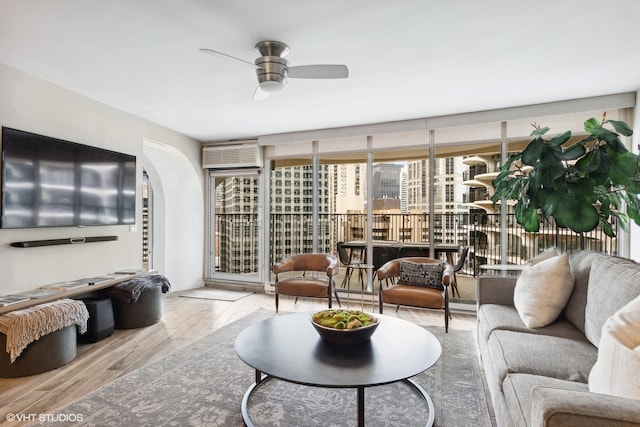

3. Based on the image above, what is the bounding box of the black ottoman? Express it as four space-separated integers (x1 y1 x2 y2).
79 297 115 343
0 325 77 378
112 285 162 329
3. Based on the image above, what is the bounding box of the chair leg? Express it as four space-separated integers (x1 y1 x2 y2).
330 278 340 308
334 288 341 307
444 290 450 333
444 308 449 333
451 274 460 298
275 293 279 313
341 265 354 288
340 267 348 288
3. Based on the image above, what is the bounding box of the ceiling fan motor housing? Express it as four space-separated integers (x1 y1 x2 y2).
254 40 289 57
255 56 288 92
254 41 289 92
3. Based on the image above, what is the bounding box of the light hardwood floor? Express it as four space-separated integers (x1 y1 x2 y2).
0 289 477 426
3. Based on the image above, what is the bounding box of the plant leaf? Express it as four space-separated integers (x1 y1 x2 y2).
553 197 599 233
591 126 626 152
561 142 586 161
515 202 539 232
628 177 640 194
606 137 627 153
521 137 544 166
548 130 572 147
607 150 638 185
607 119 633 137
599 219 615 238
537 153 565 186
584 118 599 133
625 194 640 226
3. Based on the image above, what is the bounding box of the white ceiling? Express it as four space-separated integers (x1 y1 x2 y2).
1 0 640 143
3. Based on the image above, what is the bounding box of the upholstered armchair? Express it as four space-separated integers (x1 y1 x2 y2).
376 257 454 332
273 253 341 313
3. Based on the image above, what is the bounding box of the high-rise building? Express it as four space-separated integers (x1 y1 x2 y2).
407 159 428 212
372 163 403 200
331 163 366 213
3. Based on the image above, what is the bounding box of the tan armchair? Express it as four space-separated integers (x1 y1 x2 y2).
376 257 454 332
273 253 341 313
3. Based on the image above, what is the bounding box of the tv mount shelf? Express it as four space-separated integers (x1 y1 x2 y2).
10 236 118 248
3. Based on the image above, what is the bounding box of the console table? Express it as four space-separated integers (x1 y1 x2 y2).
235 312 442 426
0 271 152 316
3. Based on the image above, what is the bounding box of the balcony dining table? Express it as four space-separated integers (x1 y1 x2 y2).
341 240 460 282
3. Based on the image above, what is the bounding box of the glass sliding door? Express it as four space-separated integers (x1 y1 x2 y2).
207 170 262 282
269 159 333 281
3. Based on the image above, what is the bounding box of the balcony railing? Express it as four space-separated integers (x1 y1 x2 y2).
214 212 618 277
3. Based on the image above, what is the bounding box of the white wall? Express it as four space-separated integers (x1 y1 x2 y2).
143 140 204 290
0 63 204 293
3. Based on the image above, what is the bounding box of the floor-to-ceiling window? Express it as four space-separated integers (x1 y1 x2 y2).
204 96 634 300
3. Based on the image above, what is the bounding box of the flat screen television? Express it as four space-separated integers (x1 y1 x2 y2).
1 127 136 229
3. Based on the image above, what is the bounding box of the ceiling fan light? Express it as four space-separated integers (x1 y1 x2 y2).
259 80 285 93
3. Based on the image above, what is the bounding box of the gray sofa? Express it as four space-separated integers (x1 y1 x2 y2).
477 251 640 427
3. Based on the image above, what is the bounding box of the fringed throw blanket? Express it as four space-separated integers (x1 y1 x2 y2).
110 274 171 304
0 299 89 363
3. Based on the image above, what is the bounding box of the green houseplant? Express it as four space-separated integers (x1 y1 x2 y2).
491 114 640 238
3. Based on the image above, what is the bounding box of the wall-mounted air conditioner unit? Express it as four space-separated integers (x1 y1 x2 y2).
202 141 261 169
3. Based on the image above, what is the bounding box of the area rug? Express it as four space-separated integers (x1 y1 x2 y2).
43 309 491 427
179 288 254 302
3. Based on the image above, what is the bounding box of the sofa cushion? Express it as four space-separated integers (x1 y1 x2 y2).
514 253 574 328
564 250 601 334
589 294 640 399
478 304 585 344
487 329 596 390
503 373 588 427
584 256 640 347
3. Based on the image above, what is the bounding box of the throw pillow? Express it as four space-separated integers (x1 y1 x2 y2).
513 253 574 328
397 260 444 290
589 294 640 399
527 247 560 266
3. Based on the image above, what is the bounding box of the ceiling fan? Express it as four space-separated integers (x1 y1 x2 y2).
200 41 349 100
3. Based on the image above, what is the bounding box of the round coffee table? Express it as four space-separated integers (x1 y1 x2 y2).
235 311 441 427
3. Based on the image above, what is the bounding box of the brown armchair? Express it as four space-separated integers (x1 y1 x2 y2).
273 253 341 313
376 257 454 332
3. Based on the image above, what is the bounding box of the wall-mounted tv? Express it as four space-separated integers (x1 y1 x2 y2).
1 127 136 229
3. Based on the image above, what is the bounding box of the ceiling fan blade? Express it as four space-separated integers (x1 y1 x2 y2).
287 64 349 79
253 86 270 101
199 48 260 69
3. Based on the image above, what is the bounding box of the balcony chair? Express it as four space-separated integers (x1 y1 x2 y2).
376 257 454 332
273 253 341 313
337 241 365 288
371 245 398 282
450 246 469 298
